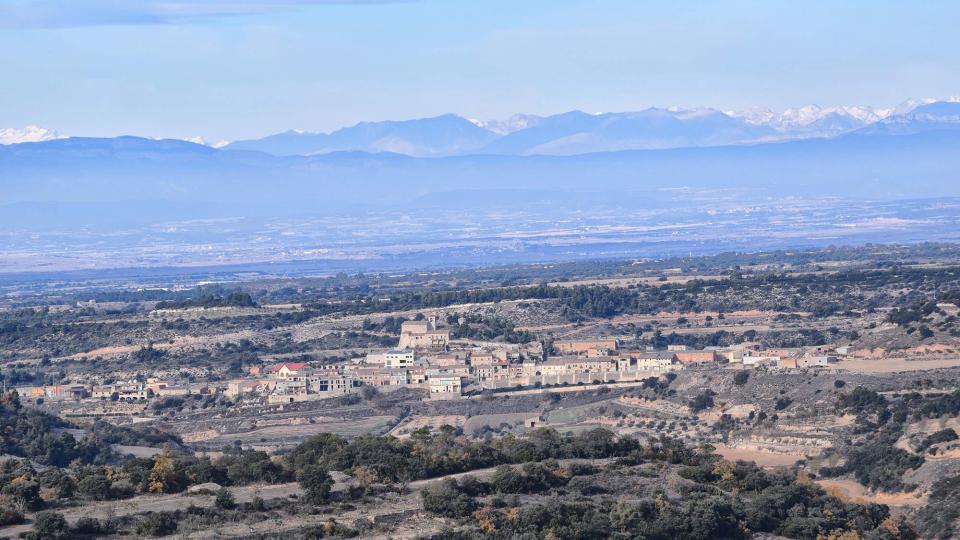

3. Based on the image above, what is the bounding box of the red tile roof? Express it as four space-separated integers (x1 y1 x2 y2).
269 362 307 373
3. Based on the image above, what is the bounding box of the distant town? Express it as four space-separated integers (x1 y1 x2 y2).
19 312 854 410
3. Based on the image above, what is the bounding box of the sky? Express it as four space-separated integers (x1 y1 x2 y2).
1 0 958 142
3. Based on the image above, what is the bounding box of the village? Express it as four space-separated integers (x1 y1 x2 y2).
16 315 844 410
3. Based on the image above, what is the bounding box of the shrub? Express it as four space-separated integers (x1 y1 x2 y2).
916 474 960 539
297 465 333 505
774 397 792 411
77 474 114 500
733 371 750 386
917 428 959 453
73 516 109 535
136 512 179 537
214 487 236 510
421 479 477 518
0 505 24 526
28 511 70 540
689 392 715 412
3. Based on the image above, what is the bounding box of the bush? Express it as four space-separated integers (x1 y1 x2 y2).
0 505 24 526
297 465 333 505
918 428 959 453
28 511 70 540
823 439 924 492
136 512 179 537
421 479 477 518
733 371 750 386
77 474 114 500
838 387 886 411
1 479 42 510
214 487 236 510
774 397 792 410
73 516 109 535
916 474 960 539
689 392 715 412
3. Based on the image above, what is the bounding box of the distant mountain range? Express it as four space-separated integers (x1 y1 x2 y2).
0 125 64 145
215 98 957 157
4 98 957 157
224 113 498 157
2 99 960 233
3 108 960 227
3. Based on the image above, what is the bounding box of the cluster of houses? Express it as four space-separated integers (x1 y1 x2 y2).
224 319 844 402
17 317 844 406
18 378 200 403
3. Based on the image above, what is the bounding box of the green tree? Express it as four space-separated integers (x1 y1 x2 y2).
297 465 333 504
27 511 70 540
77 474 113 500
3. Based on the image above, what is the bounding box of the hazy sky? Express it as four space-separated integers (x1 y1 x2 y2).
1 0 958 141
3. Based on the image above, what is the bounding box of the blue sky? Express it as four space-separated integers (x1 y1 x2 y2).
1 0 958 141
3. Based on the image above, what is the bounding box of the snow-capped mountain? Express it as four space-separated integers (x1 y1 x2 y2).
222 98 960 157
860 100 960 135
891 97 939 115
0 125 64 145
471 114 544 135
478 108 776 155
183 135 230 148
728 105 894 137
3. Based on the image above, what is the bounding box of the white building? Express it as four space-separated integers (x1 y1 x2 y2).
429 376 462 398
384 350 416 369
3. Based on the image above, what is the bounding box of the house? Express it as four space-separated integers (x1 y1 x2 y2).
92 385 115 400
425 353 463 366
469 352 496 366
473 360 510 382
555 339 618 356
274 379 308 395
384 350 416 369
116 383 149 401
311 371 355 394
634 351 677 372
146 379 174 393
408 367 427 385
429 376 462 398
742 354 780 367
582 357 617 372
798 355 838 368
156 385 190 397
270 362 311 379
398 318 450 350
226 379 273 397
779 357 799 369
539 356 583 375
353 367 413 387
674 351 717 365
425 364 471 378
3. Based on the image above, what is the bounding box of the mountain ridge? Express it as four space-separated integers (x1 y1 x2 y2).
220 99 959 157
3 128 960 225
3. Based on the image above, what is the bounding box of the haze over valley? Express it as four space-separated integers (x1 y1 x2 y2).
3 98 960 276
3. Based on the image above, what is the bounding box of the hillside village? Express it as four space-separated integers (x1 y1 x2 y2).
17 314 846 412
